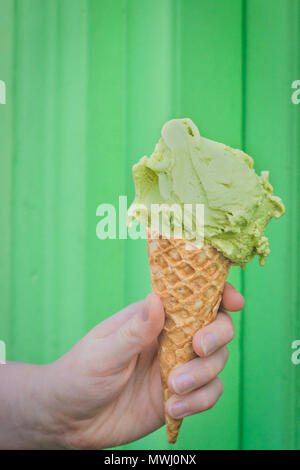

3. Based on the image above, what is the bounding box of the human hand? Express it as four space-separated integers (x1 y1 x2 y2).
35 282 243 449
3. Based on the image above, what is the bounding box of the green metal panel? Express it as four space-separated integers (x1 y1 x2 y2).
0 0 14 356
0 0 299 450
9 0 88 362
87 0 127 336
242 0 300 450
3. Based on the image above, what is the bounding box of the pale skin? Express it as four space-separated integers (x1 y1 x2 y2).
0 283 244 450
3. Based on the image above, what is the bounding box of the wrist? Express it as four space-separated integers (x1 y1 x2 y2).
15 363 68 449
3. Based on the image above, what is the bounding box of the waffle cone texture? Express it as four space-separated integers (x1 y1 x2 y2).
147 234 231 443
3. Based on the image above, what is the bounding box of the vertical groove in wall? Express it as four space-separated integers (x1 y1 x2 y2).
55 0 88 355
122 0 128 309
86 0 127 332
10 0 18 360
0 0 14 353
122 0 129 318
172 0 181 117
289 0 300 450
239 0 247 451
42 0 59 362
242 0 297 449
296 1 300 447
284 0 299 447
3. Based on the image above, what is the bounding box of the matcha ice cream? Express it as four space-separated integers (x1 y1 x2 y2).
128 118 285 267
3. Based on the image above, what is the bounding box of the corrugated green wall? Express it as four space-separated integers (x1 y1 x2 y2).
242 0 300 450
0 0 299 450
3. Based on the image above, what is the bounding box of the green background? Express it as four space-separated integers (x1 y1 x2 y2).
0 0 299 450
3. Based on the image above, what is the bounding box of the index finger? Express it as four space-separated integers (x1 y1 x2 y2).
221 282 244 312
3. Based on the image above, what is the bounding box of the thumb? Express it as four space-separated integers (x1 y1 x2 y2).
111 294 165 368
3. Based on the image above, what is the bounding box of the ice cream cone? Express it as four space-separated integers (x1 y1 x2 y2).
147 233 231 443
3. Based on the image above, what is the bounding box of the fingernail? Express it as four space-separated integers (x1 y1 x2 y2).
201 332 218 356
172 374 195 394
169 400 189 418
140 302 149 322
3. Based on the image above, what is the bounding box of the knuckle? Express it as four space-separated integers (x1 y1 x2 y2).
200 392 214 411
216 347 229 374
229 325 235 342
121 322 139 345
128 324 138 339
226 322 235 343
202 360 216 383
192 334 202 356
223 346 230 362
216 377 224 395
201 379 224 411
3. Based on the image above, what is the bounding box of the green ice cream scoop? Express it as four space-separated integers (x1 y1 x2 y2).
128 118 285 267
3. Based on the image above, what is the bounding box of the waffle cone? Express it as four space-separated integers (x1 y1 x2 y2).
147 234 231 443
